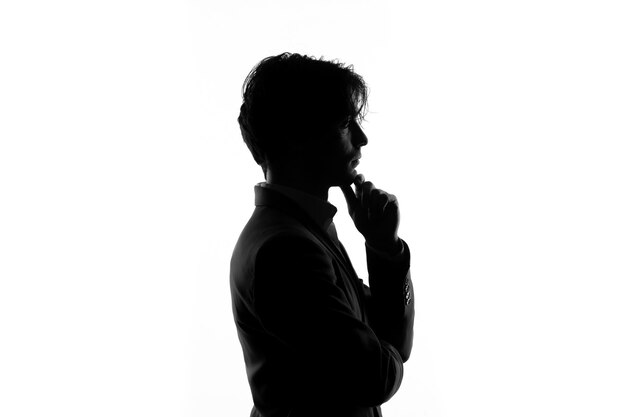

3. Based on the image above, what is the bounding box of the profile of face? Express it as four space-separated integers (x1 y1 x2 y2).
302 115 369 188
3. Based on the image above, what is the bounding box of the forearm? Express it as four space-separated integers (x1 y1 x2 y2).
365 238 415 362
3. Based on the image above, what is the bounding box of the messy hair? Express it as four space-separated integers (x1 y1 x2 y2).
237 53 368 176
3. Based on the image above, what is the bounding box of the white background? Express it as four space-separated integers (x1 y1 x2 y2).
1 1 625 416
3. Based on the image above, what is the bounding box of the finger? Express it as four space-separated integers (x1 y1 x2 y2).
386 194 399 217
340 184 358 214
378 192 390 214
371 190 388 220
361 181 375 211
354 174 365 201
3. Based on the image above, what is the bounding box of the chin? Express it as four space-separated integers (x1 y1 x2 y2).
332 169 358 187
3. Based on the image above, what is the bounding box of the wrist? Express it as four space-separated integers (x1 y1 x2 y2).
366 237 402 255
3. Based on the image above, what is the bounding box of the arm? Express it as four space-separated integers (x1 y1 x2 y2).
341 174 415 362
364 239 414 362
253 234 404 406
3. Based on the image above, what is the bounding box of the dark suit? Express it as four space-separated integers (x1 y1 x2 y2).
230 184 415 417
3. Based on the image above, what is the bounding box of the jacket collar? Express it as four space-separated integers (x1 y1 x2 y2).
254 183 354 275
255 182 337 231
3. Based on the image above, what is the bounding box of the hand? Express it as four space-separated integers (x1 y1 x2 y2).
340 174 401 251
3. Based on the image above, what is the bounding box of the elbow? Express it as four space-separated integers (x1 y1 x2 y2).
364 341 406 406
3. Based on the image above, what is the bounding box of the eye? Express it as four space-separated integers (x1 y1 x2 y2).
341 117 352 129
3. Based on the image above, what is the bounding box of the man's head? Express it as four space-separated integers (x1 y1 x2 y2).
238 53 369 188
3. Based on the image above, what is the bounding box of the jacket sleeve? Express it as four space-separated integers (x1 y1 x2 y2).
253 234 404 407
363 239 414 362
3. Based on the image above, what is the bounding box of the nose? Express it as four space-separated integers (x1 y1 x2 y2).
352 123 368 147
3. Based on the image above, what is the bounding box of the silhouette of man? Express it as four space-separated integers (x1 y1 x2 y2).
230 53 414 417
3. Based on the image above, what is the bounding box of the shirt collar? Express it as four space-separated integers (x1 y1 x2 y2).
257 182 337 231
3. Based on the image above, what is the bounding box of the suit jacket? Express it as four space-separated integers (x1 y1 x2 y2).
230 184 415 417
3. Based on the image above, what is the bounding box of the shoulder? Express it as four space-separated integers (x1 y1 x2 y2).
231 205 323 271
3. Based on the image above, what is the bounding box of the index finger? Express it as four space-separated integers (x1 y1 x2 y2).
340 184 358 213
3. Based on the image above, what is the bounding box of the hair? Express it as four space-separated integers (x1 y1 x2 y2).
237 53 368 176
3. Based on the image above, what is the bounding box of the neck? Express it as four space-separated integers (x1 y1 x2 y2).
266 169 329 201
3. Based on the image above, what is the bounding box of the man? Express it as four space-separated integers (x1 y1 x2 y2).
230 53 414 417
